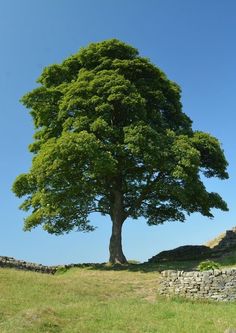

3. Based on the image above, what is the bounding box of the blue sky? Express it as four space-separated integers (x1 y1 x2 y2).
0 0 235 265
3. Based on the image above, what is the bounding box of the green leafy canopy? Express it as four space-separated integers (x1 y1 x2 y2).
12 39 229 235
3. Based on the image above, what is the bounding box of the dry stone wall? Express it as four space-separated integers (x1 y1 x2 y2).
0 256 57 274
159 269 236 301
0 256 100 274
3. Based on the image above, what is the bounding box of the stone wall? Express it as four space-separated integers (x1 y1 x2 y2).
0 256 57 274
0 256 102 274
159 269 236 301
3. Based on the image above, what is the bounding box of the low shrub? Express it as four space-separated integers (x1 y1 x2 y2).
198 260 220 271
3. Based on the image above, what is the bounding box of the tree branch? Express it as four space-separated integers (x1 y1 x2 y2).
124 172 165 218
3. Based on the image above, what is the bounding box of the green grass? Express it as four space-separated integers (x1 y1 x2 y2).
1 264 236 332
216 248 236 268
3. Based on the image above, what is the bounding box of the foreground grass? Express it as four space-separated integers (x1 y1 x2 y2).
0 266 236 332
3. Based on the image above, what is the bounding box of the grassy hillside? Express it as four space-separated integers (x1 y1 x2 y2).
146 247 236 271
205 231 227 248
1 264 236 333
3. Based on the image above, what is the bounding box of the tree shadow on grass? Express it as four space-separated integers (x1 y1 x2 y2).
74 249 236 273
62 260 202 274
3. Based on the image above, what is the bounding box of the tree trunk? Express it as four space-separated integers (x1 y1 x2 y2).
109 190 127 264
109 219 127 264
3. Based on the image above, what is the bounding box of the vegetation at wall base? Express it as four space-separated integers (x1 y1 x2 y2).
198 260 220 271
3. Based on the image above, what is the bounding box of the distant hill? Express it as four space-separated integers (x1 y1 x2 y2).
149 227 236 263
205 227 236 250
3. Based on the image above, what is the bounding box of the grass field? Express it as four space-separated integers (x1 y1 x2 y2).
1 261 236 333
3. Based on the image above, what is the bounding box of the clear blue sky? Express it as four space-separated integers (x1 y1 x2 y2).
0 0 235 265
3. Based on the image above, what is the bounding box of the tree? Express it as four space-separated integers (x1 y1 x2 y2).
13 39 228 264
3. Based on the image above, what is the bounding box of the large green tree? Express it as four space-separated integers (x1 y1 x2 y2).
13 39 228 264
